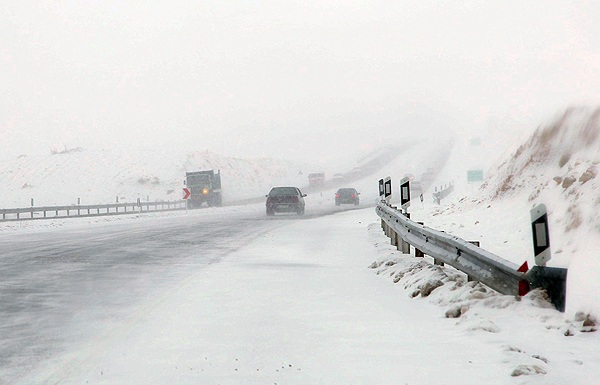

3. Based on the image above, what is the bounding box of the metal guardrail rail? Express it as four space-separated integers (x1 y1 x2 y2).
376 201 525 297
0 200 186 222
376 200 567 311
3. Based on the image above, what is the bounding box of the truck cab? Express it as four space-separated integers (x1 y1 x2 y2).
184 170 222 208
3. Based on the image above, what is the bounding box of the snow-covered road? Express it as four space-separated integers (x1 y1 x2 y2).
3 204 599 384
20 207 500 385
1 205 279 383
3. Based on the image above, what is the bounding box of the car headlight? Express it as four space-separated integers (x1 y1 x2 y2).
202 188 209 195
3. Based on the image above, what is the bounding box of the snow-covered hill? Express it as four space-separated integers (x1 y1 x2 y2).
484 107 599 233
418 106 600 317
0 139 454 209
0 149 317 208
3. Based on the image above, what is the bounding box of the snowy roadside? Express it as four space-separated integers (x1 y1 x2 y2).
24 207 599 385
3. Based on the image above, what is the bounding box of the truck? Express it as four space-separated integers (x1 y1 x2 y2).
184 170 222 208
308 172 325 187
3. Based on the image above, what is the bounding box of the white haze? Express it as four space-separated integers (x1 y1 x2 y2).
2 1 599 164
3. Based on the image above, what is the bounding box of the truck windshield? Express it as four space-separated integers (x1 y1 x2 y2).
187 175 211 185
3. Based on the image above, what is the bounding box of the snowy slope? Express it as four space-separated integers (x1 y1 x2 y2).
0 148 316 207
0 139 452 209
414 106 600 318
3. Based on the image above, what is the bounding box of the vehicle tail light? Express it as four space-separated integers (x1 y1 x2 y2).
351 194 356 198
335 194 340 198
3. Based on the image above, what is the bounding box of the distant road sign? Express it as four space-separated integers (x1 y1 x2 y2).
183 187 191 200
467 170 484 182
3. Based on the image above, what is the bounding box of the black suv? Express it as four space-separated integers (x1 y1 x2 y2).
266 187 306 216
335 188 360 206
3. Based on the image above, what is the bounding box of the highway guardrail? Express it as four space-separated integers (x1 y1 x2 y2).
0 200 186 222
376 201 567 311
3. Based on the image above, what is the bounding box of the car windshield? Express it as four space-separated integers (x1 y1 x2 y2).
337 188 356 194
269 187 299 196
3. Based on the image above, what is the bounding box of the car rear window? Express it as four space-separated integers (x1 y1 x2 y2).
269 187 299 196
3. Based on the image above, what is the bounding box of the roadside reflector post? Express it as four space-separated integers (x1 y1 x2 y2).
384 177 392 204
397 177 411 254
398 177 411 254
525 204 568 311
531 204 551 266
400 177 410 213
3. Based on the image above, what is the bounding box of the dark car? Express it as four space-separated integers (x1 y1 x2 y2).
335 188 360 206
266 187 306 216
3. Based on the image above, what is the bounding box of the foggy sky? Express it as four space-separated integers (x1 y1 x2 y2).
2 1 599 164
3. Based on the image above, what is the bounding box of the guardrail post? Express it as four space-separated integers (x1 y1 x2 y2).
401 240 410 254
525 266 567 312
467 241 480 281
401 212 411 254
415 222 425 257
